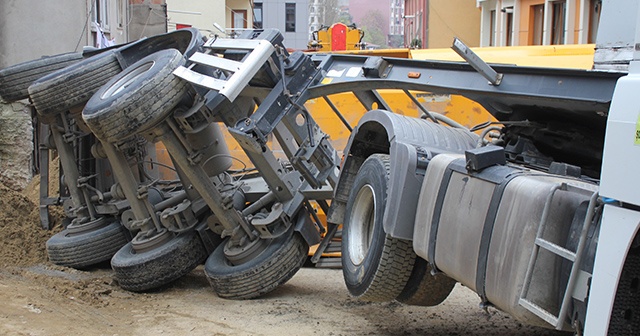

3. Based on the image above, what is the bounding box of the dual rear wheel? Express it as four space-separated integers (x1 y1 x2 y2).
342 154 455 305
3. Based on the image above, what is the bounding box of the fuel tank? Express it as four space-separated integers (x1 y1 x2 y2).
413 153 597 328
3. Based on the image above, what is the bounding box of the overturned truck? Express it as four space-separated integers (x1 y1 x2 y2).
1 0 639 333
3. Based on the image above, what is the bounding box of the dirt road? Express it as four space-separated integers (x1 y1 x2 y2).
0 179 568 335
0 263 569 336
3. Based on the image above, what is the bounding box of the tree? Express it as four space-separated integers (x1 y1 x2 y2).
359 9 388 48
338 11 353 25
322 0 341 26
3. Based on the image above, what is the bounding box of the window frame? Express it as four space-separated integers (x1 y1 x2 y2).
232 9 248 29
285 3 296 32
551 1 566 45
253 2 263 29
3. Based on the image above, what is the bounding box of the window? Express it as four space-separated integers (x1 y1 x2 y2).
116 0 125 29
253 3 263 29
285 3 296 32
232 10 247 29
588 0 602 43
530 4 544 45
93 0 110 31
489 10 496 46
505 9 514 46
551 1 566 45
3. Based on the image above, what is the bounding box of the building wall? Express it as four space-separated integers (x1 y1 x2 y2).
429 0 481 48
390 0 405 36
127 0 166 41
0 0 159 67
478 0 600 47
226 0 254 31
404 0 480 49
404 0 427 47
166 0 226 35
256 0 310 50
0 0 88 68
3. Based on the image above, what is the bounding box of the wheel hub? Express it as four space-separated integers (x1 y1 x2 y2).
131 228 174 253
66 216 108 236
223 236 269 265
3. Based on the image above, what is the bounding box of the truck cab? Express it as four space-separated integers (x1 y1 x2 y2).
329 0 640 334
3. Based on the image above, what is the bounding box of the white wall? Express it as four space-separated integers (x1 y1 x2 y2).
166 0 226 37
0 0 88 67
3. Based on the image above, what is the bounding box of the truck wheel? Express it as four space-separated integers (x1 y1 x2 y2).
608 239 640 335
0 52 83 103
28 51 121 117
342 154 416 302
82 49 188 143
204 228 308 300
396 256 456 306
111 231 207 292
46 219 129 269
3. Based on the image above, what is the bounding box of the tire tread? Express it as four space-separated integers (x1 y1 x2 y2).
46 221 128 269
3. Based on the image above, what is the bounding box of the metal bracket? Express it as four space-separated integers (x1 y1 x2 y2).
452 37 503 86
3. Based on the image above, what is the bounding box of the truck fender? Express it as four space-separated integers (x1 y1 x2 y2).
584 204 640 335
328 109 477 240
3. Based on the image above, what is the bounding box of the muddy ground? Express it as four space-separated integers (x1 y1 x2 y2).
0 179 568 335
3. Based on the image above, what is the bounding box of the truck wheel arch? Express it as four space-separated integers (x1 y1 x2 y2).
329 109 478 240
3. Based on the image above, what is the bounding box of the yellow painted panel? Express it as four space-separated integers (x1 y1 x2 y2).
411 44 595 70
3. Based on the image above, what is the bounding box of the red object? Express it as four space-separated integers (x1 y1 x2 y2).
176 23 192 30
331 23 347 51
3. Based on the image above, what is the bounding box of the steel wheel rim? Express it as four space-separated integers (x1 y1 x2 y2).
101 61 154 99
348 184 376 266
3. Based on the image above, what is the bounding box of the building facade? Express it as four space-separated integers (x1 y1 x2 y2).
0 0 166 68
166 0 252 38
254 0 310 49
404 0 481 48
476 0 602 47
389 0 405 47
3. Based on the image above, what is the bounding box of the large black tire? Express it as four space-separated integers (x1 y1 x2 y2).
341 154 416 302
28 50 121 117
82 49 188 143
111 231 207 292
0 52 83 103
608 238 640 335
204 228 308 300
46 220 129 269
396 256 456 306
